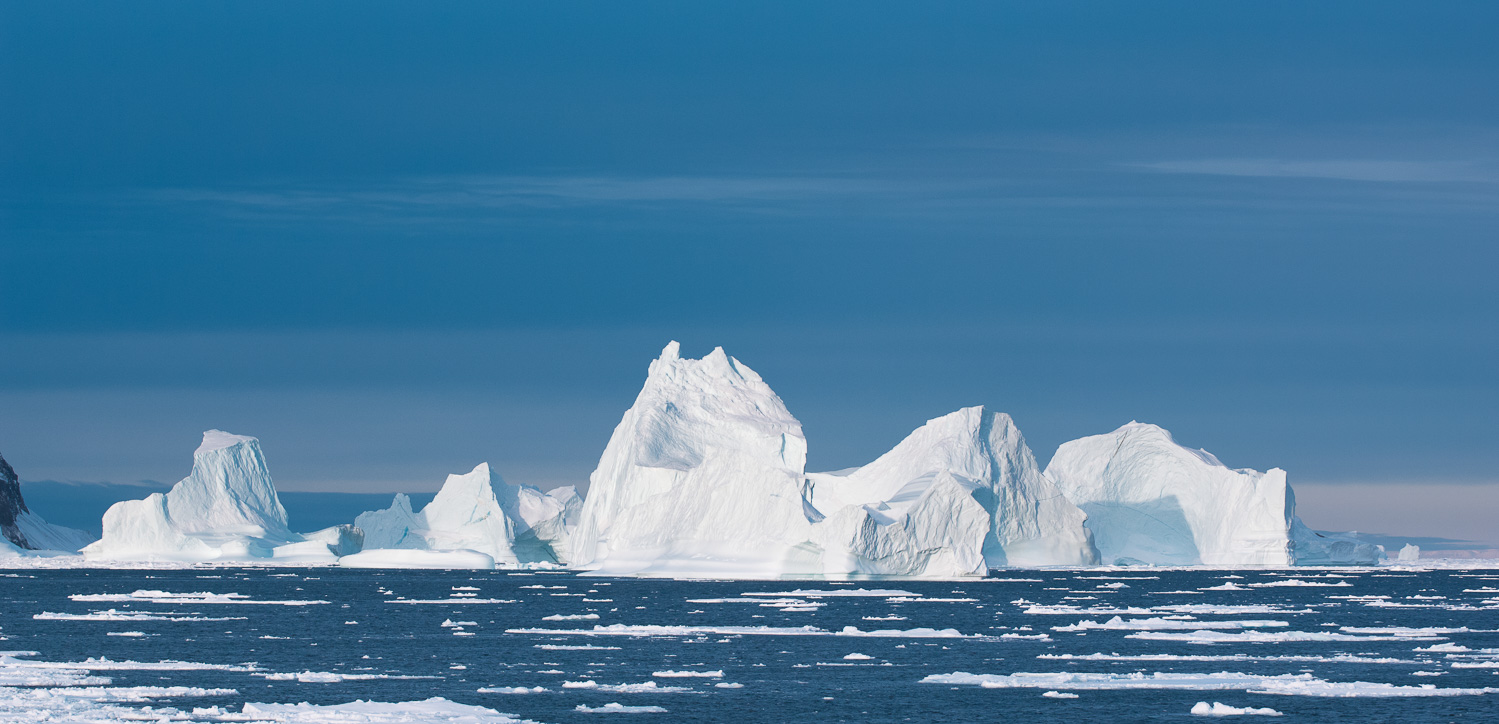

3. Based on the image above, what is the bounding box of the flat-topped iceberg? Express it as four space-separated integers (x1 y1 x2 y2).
82 431 338 561
1043 422 1380 565
1 452 96 554
569 342 816 576
806 407 1099 575
355 462 575 566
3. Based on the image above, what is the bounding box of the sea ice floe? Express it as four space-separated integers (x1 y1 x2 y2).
385 598 518 604
1126 630 1446 644
535 644 622 651
742 589 917 597
236 697 531 722
477 686 549 694
1191 701 1283 716
576 702 669 713
1000 633 1053 641
258 671 439 683
543 613 601 621
33 609 246 622
506 624 973 638
714 682 744 688
1246 579 1351 588
1052 617 1288 632
562 680 690 693
652 670 724 677
1041 690 1078 698
70 590 328 605
1340 626 1488 636
1038 653 1419 665
842 654 873 661
924 671 1499 697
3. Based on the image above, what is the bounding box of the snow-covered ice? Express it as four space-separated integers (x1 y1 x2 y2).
1043 422 1381 566
1191 701 1283 716
804 407 1098 574
81 432 312 562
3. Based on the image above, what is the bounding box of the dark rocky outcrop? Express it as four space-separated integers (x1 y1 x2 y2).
1 452 34 548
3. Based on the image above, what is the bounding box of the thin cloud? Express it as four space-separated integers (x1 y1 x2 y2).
150 175 912 210
1132 158 1497 183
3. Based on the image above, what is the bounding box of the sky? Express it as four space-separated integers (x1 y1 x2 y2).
2 2 1496 545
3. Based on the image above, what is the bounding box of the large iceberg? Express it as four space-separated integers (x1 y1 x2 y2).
354 463 575 566
569 342 816 576
0 452 95 554
805 407 1099 575
570 343 1097 578
82 431 329 561
1043 422 1381 565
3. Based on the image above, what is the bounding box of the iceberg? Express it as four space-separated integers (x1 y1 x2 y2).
570 343 1095 577
0 451 96 553
1042 422 1381 566
568 342 816 576
354 462 574 566
805 407 1099 574
82 431 309 561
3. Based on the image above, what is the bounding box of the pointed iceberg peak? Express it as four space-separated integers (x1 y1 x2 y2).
195 429 258 456
646 342 765 391
570 342 812 575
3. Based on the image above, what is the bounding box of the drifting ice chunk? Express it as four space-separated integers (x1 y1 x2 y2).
806 407 1098 574
1043 422 1380 565
355 463 572 566
1398 544 1421 562
83 431 302 561
0 451 96 553
569 342 815 576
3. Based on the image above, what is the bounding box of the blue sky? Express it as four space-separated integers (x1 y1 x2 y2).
2 3 1496 542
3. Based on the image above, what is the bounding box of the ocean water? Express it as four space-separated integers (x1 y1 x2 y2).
2 567 1496 722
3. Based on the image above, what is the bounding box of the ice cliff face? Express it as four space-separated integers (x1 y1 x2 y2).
355 463 574 565
0 451 97 553
806 407 1099 575
82 431 303 561
1043 422 1380 565
569 342 815 576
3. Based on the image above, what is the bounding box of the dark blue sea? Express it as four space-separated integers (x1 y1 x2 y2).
2 567 1496 722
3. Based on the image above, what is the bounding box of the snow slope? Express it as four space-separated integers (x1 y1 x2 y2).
1043 422 1380 565
82 431 304 561
569 342 816 576
806 407 1098 574
355 463 574 566
0 452 95 553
